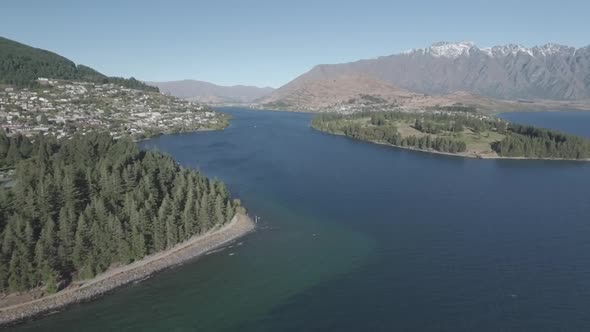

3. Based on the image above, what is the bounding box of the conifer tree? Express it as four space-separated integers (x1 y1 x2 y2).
0 132 240 292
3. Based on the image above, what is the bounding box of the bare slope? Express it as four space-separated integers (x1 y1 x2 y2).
260 74 418 111
258 74 574 113
284 42 590 101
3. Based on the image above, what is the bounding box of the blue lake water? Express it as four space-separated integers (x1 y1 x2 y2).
11 109 590 331
500 111 590 138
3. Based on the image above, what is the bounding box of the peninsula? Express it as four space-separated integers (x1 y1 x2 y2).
0 35 258 327
0 132 254 326
0 213 254 327
311 110 590 160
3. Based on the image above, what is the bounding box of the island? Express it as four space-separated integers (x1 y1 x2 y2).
311 110 590 160
0 132 255 326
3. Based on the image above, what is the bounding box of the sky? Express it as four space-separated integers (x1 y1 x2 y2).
1 0 589 88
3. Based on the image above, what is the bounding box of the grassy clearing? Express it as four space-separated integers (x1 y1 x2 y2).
353 117 506 156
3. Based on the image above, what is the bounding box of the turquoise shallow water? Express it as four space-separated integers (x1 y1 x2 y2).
9 109 590 331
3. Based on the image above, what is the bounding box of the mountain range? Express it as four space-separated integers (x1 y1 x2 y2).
146 80 274 104
3 36 590 113
260 41 590 112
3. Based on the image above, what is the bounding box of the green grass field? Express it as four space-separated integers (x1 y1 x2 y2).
351 117 506 156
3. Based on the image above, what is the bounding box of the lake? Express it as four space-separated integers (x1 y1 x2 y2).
10 109 590 331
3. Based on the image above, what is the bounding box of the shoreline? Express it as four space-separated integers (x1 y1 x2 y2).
0 213 256 327
374 140 590 162
315 128 590 162
132 125 228 142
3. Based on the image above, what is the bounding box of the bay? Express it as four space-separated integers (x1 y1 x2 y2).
11 109 590 331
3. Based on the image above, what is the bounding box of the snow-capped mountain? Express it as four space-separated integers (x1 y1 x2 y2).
423 41 477 58
271 41 590 101
407 41 577 59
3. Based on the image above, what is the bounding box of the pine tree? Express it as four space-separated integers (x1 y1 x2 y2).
166 215 179 248
0 132 242 292
41 264 58 294
214 195 225 226
198 194 210 232
57 204 75 264
8 251 25 291
72 214 90 270
155 196 170 251
112 215 133 263
182 188 196 239
0 255 8 290
225 200 234 223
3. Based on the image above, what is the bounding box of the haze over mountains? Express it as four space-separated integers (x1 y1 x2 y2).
147 80 274 104
261 41 590 112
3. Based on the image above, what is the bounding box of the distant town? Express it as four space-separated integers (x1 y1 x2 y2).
0 78 227 139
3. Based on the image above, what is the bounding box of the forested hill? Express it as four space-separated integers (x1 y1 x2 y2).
0 131 241 293
0 36 158 92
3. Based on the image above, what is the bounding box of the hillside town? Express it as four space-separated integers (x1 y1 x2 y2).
0 78 227 139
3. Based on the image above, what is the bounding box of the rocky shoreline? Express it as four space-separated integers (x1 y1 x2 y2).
0 213 255 327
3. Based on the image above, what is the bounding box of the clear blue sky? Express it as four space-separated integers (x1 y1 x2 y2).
1 0 589 88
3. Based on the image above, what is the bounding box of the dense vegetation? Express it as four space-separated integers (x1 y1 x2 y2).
311 112 470 153
311 111 590 159
425 105 478 113
0 131 241 293
0 133 34 168
0 36 158 92
492 124 590 159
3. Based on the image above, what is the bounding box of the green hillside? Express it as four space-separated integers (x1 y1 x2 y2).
0 36 158 92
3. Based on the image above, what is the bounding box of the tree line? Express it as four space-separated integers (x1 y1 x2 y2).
425 105 478 113
312 112 468 153
0 132 34 168
492 124 590 159
0 131 241 293
311 111 590 159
